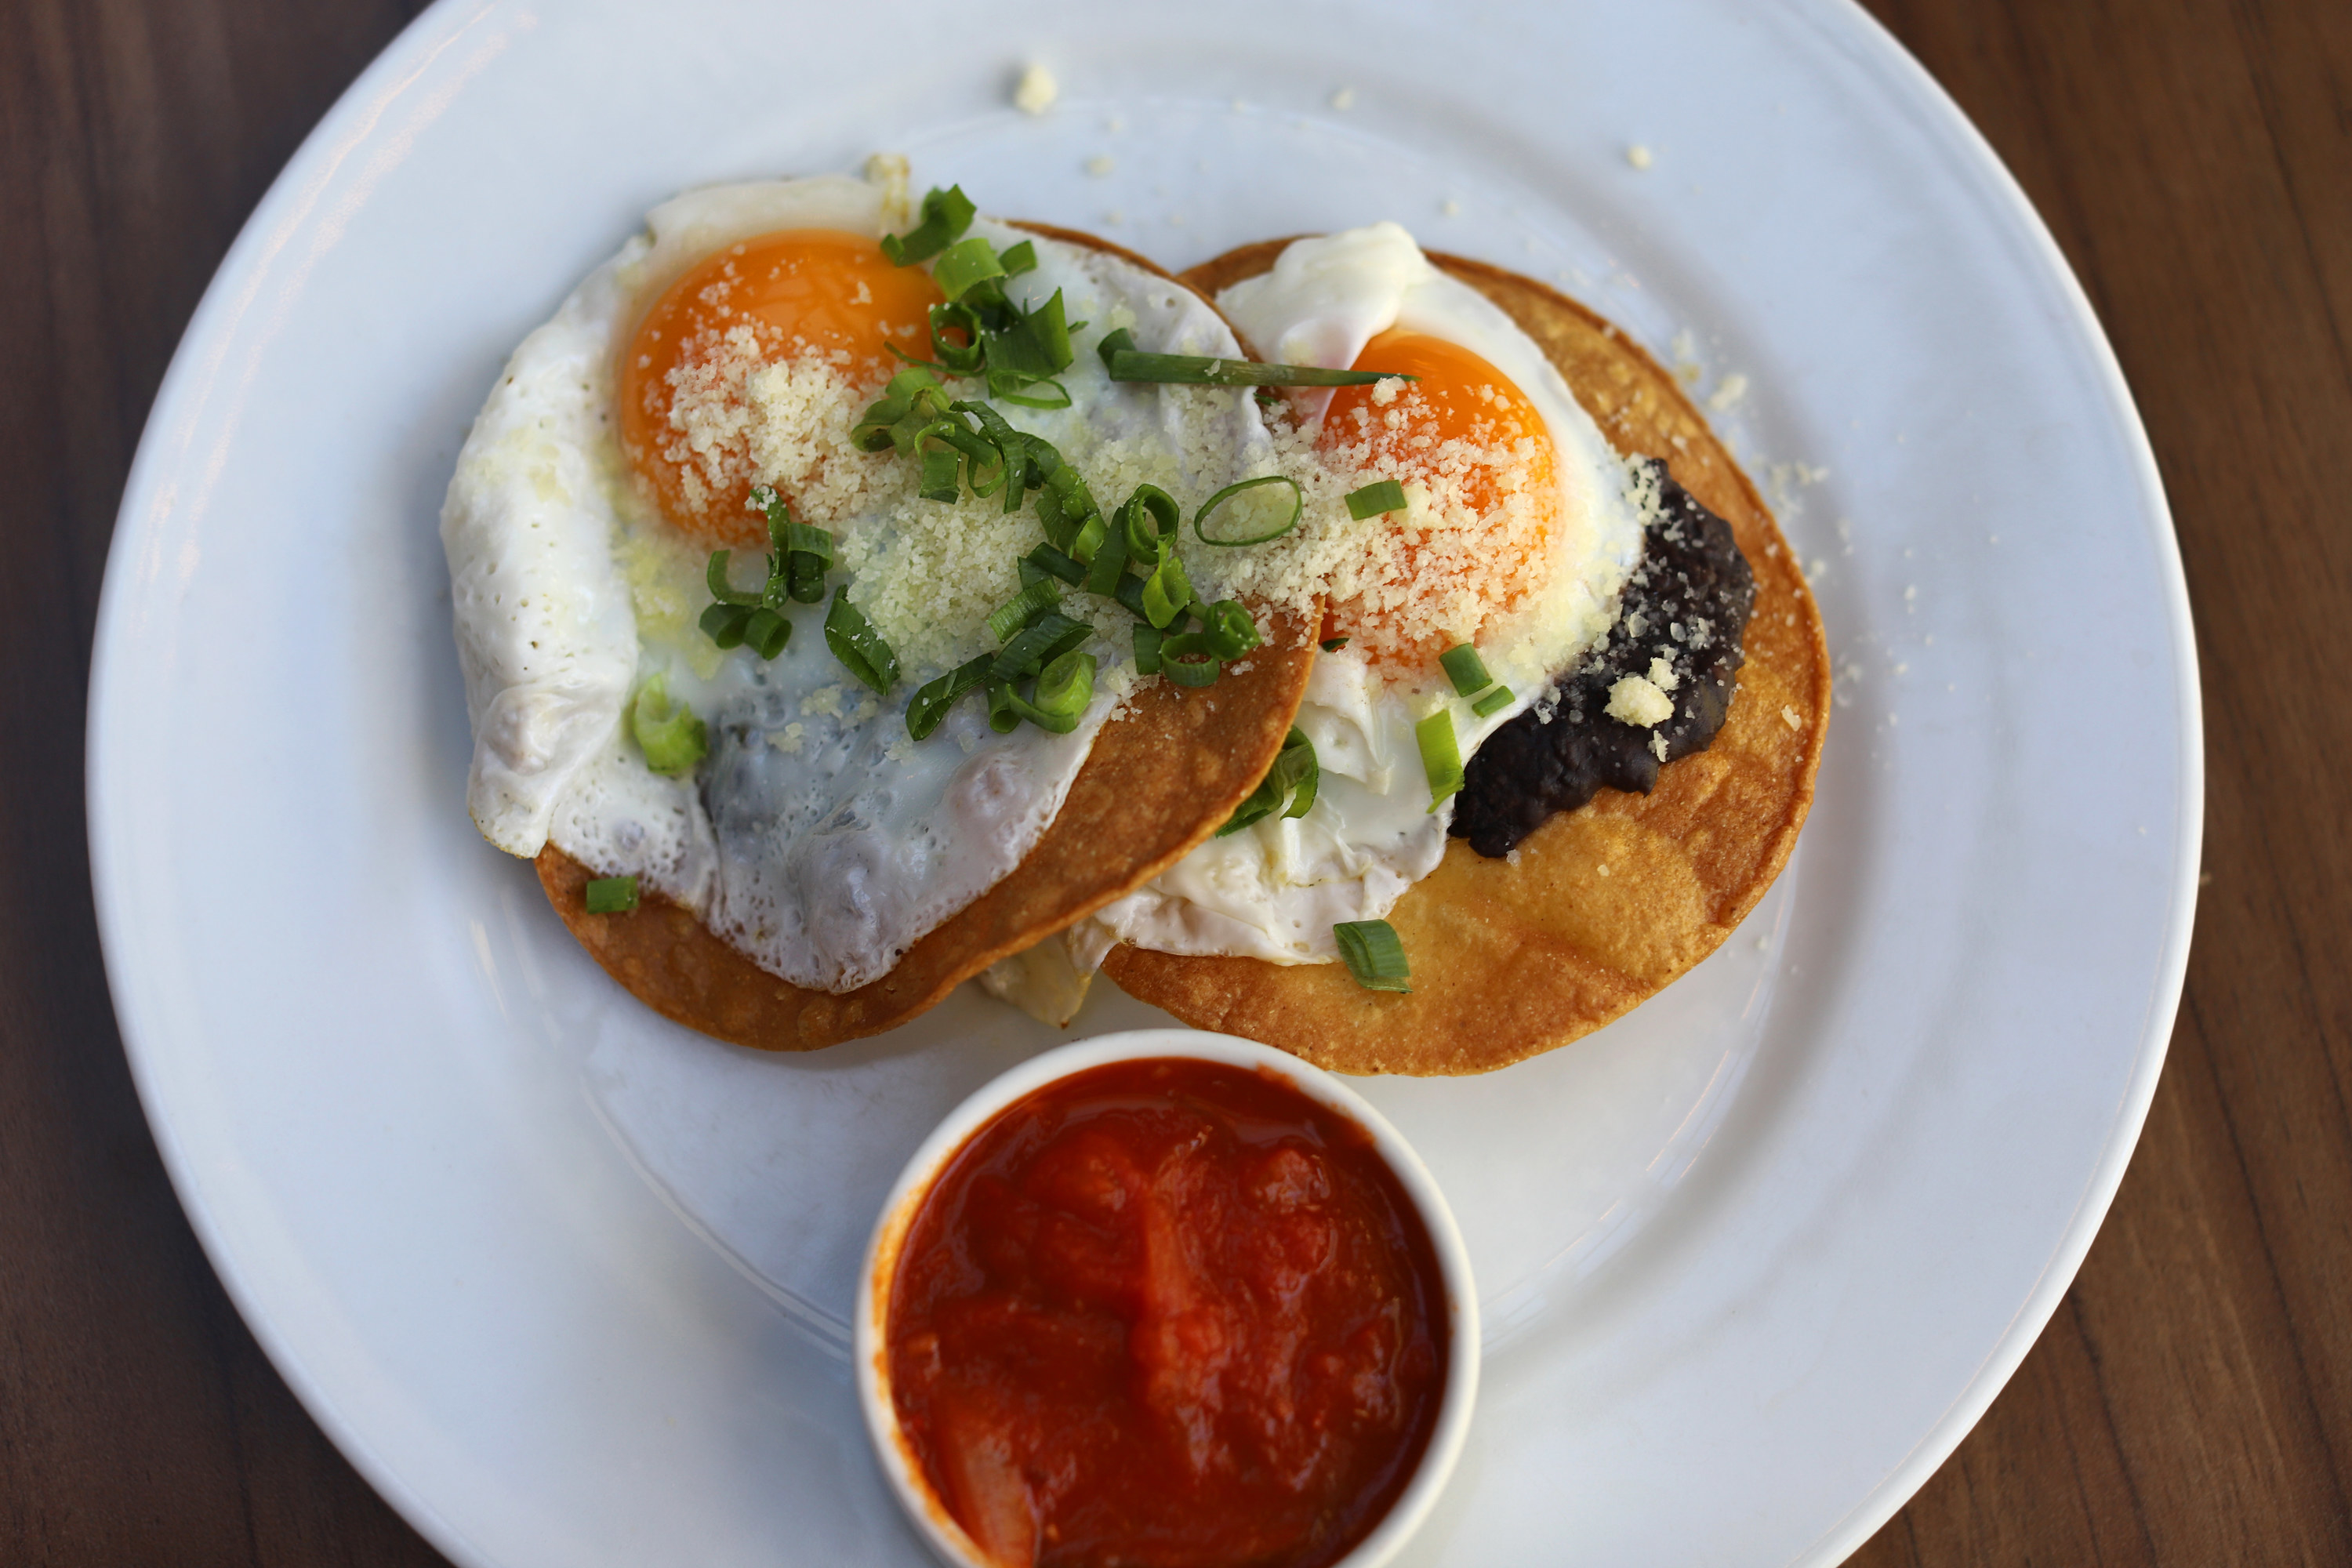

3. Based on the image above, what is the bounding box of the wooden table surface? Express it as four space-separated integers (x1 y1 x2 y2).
5 1 2345 1563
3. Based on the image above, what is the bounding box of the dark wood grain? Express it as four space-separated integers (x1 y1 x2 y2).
2 0 2344 1563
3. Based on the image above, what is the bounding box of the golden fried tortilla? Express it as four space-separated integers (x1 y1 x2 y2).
1102 244 1832 1075
539 230 1315 1051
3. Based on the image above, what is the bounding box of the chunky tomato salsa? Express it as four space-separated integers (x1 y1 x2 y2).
884 1058 1448 1568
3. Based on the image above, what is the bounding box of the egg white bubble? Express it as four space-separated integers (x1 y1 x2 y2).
1089 223 1645 966
442 175 1269 993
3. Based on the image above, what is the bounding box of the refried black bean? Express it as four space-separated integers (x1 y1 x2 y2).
1451 459 1756 858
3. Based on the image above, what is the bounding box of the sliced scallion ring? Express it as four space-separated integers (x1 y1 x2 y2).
1471 684 1517 718
1415 708 1464 811
880 185 975 266
1438 644 1495 697
583 876 639 915
906 654 993 741
824 588 899 694
1345 478 1408 520
1334 919 1411 993
1193 474 1303 547
630 676 708 778
1140 547 1193 630
985 578 1062 645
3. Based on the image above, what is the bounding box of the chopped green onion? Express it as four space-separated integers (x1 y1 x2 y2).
1218 727 1319 836
917 443 964 503
583 875 639 915
998 239 1038 276
1471 684 1517 718
1000 649 1095 732
988 288 1075 378
933 237 1006 302
1106 350 1416 387
1134 622 1165 675
1201 600 1261 660
1081 524 1131 597
742 607 791 660
989 611 1089 683
1035 463 1098 553
985 578 1062 644
824 588 898 693
1160 647 1220 686
985 681 1022 733
1438 644 1495 697
1069 509 1109 567
1096 326 1136 372
1345 479 1407 520
630 677 707 777
1320 635 1351 652
906 654 993 741
1415 708 1463 811
706 549 764 607
1025 542 1085 586
989 373 1071 409
1333 919 1411 993
880 185 975 266
1118 485 1181 558
1141 547 1193 630
1193 474 1303 546
783 522 833 603
1113 575 1149 619
700 602 753 649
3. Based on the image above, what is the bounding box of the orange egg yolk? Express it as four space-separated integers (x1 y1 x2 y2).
618 229 942 547
1317 328 1561 664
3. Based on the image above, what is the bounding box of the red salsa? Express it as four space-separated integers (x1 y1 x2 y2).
884 1058 1449 1568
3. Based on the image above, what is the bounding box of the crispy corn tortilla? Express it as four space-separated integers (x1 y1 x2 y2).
539 229 1314 1050
1102 244 1832 1075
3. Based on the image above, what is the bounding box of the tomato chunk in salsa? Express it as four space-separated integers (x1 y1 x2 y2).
884 1058 1448 1568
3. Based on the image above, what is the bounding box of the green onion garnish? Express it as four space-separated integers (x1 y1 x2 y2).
700 602 752 650
906 654 993 741
1025 542 1085 586
1471 684 1517 718
999 239 1038 276
1415 708 1463 811
1320 636 1351 652
630 677 707 777
1134 622 1165 675
583 875 639 915
1438 644 1495 698
824 588 898 694
742 607 791 660
1112 575 1149 620
1218 727 1319 836
1345 479 1407 520
1160 643 1220 686
932 236 1006 302
1000 649 1095 733
880 185 975 266
1105 350 1414 388
985 681 1022 734
1096 326 1137 372
1201 600 1262 660
989 611 1089 684
707 550 763 607
986 577 1061 645
1194 474 1304 547
1334 919 1411 993
1141 547 1193 630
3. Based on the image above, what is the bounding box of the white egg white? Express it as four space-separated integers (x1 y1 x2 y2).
442 175 1265 993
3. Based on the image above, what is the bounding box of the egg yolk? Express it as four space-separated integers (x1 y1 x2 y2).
618 230 942 546
1318 329 1561 664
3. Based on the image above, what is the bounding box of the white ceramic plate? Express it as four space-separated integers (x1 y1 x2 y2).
88 2 2197 1564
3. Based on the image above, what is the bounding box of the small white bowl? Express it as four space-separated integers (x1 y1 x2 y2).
855 1027 1479 1568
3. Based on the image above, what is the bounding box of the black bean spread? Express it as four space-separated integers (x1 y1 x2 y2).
1452 459 1757 858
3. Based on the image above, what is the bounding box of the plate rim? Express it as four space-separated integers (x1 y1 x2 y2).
83 2 2203 1564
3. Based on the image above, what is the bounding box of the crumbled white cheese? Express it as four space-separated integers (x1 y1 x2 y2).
1627 144 1654 170
1781 705 1802 731
1014 64 1058 114
1606 673 1674 728
1330 85 1356 111
1086 154 1116 177
1648 655 1679 692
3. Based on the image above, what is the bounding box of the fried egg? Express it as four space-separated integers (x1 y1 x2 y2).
1084 223 1644 964
441 172 1265 993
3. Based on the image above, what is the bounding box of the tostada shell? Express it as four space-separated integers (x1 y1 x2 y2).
1101 241 1832 1075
